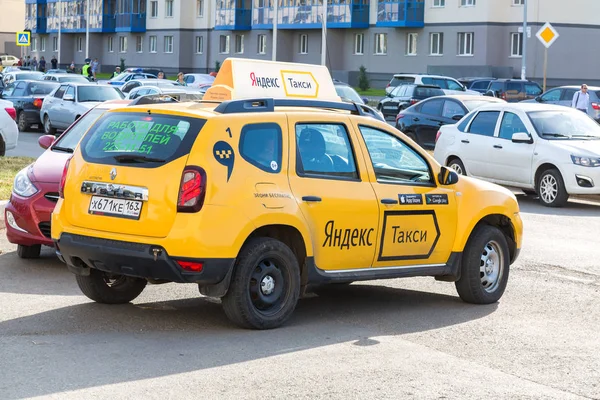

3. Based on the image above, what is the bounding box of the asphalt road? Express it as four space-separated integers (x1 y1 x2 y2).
6 129 46 159
1 196 599 399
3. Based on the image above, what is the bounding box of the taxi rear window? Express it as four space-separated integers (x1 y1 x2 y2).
79 112 206 167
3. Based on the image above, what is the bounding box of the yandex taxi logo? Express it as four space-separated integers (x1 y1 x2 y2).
280 70 319 98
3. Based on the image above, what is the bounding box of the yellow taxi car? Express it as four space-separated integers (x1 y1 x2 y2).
51 58 523 330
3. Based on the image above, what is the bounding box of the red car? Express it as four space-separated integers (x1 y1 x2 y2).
4 99 132 258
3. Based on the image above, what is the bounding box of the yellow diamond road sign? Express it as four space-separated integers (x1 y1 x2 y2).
536 22 559 49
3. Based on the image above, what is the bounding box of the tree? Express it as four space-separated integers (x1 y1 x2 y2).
215 60 221 73
358 65 370 92
119 58 126 71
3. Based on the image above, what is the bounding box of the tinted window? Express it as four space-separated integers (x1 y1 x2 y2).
60 76 89 83
54 85 68 98
80 112 206 167
413 86 444 98
64 86 75 98
540 89 561 102
391 85 404 97
498 112 528 140
524 83 542 96
15 73 43 80
422 77 447 89
420 99 444 116
11 82 27 97
468 111 500 136
472 80 491 90
1 83 15 97
446 79 463 91
296 123 358 179
390 76 415 86
359 125 431 185
457 112 477 132
27 81 59 95
562 89 578 101
77 86 124 102
239 123 282 173
442 100 466 119
53 108 106 151
184 75 195 83
506 82 521 92
335 84 363 103
489 82 503 92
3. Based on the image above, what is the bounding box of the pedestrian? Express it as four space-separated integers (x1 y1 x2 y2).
572 84 590 113
177 72 187 86
157 71 165 79
26 55 31 67
38 56 46 72
91 58 99 81
50 54 58 70
32 56 38 71
69 61 75 72
82 59 91 79
17 58 22 66
111 66 121 78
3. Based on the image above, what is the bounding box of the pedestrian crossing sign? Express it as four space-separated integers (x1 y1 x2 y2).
16 32 30 47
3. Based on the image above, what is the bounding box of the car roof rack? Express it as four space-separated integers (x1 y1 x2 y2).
212 98 385 122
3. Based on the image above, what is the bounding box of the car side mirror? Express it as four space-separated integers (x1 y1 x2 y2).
38 134 55 149
512 132 533 144
438 166 459 186
362 97 369 104
63 94 74 101
452 114 464 121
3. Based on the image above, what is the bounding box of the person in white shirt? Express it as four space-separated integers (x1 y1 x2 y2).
572 84 590 112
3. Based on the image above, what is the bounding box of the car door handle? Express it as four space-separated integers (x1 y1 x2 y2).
302 196 322 202
461 139 470 144
413 117 420 122
493 144 503 149
381 198 399 205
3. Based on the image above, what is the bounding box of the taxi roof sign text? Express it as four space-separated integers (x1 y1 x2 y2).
203 58 341 103
536 22 559 49
16 31 30 47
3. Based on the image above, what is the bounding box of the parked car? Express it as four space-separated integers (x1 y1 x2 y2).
1 80 60 131
1 55 20 67
119 78 181 94
127 86 204 101
484 79 543 102
434 103 600 207
4 99 132 258
386 73 481 96
125 67 167 79
45 69 74 74
43 73 90 83
521 85 600 122
183 73 215 89
0 98 18 156
334 82 368 104
40 83 125 134
458 77 497 94
103 72 157 86
2 71 45 85
378 84 445 119
396 95 506 149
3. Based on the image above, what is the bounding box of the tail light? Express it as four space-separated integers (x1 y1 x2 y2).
435 131 442 143
177 166 206 213
410 98 418 105
500 92 507 100
386 83 390 88
396 114 405 122
4 107 16 121
33 98 43 108
59 157 72 199
592 103 600 111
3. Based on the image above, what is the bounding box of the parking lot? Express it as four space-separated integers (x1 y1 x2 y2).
1 195 599 400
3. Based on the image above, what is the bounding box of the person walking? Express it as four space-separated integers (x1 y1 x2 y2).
38 56 46 72
51 55 58 70
91 58 99 81
82 59 91 79
177 72 187 86
572 84 590 113
31 56 38 71
69 61 75 72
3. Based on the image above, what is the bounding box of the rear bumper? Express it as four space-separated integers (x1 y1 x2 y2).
55 233 235 284
22 109 42 125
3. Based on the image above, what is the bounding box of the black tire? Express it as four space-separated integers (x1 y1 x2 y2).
522 189 537 196
17 111 30 132
536 168 569 207
455 224 510 304
448 158 466 176
75 269 147 304
222 238 301 330
17 244 41 259
43 114 56 135
405 131 418 143
0 137 5 157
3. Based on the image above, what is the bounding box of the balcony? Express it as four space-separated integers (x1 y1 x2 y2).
375 0 424 28
215 7 252 30
46 0 104 33
114 12 146 32
25 0 47 34
253 2 369 30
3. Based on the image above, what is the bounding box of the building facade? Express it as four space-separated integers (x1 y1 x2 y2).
2 0 26 56
23 0 600 87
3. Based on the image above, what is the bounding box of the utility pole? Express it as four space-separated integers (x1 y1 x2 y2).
58 0 62 65
321 3 327 66
272 0 278 61
85 0 90 59
521 0 527 80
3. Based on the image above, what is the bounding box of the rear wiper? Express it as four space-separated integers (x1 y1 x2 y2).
51 146 74 153
113 154 166 163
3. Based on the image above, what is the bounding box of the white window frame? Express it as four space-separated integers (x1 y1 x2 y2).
374 33 387 55
196 0 204 17
32 37 38 52
257 34 266 54
119 36 127 53
149 35 157 53
49 37 54 52
510 32 523 57
433 0 445 7
164 36 173 53
77 37 83 52
136 35 143 53
150 0 158 18
406 33 417 55
354 33 364 55
219 35 230 54
430 32 443 55
195 36 204 54
299 34 308 54
108 36 114 52
460 0 475 6
457 32 473 56
235 34 244 54
165 0 173 17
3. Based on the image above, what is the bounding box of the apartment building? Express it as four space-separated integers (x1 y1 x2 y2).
23 0 600 86
1 0 26 56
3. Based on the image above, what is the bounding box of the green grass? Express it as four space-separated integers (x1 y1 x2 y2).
0 157 36 200
354 87 387 97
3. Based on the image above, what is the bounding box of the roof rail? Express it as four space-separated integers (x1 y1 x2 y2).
128 94 180 106
213 98 385 122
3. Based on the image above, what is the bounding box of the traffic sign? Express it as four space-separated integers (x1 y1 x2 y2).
536 22 559 48
16 31 30 47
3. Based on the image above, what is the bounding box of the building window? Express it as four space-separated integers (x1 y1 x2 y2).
510 32 523 57
460 0 475 5
457 32 473 56
433 0 445 7
51 37 56 52
41 37 47 52
235 34 244 54
149 35 157 53
119 36 127 53
257 34 266 54
375 33 387 55
150 1 158 17
195 36 204 54
136 36 143 53
299 34 308 54
219 35 230 54
406 33 417 55
108 36 114 52
77 37 83 52
164 36 173 53
196 0 204 16
354 33 364 55
512 0 524 4
430 32 443 55
32 37 38 51
165 0 173 17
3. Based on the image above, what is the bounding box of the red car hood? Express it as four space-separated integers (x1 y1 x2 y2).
31 148 72 184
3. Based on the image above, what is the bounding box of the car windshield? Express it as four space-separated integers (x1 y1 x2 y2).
28 82 58 95
528 110 600 140
463 99 502 110
335 85 363 103
109 73 129 82
77 86 124 102
16 73 43 80
52 108 107 151
59 76 89 83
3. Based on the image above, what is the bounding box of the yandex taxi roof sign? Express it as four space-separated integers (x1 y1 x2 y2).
203 58 342 102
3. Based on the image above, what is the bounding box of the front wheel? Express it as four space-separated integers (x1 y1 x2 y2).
536 168 569 207
455 225 510 304
75 269 147 304
17 244 41 259
222 238 301 330
17 112 30 132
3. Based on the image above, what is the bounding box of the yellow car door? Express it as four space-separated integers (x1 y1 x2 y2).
286 114 380 271
351 121 459 269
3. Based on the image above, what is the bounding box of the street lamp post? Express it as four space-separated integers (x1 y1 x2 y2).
521 0 527 80
58 0 62 65
85 0 90 59
272 0 278 61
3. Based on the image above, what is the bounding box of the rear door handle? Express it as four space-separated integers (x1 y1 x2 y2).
413 117 420 122
461 139 470 144
493 144 503 149
302 196 322 202
381 198 399 205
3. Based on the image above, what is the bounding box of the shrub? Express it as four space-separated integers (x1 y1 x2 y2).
358 65 370 92
119 58 126 71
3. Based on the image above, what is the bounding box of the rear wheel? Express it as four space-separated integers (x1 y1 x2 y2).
448 158 466 175
17 244 41 259
17 111 30 132
43 115 56 135
222 238 301 330
75 269 147 304
405 131 418 143
0 137 5 156
536 168 569 207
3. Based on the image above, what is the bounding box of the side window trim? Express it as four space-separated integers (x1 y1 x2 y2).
238 122 283 174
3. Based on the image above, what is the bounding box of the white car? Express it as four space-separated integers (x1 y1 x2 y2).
126 85 203 101
386 73 482 96
0 99 19 156
433 103 600 207
1 55 20 67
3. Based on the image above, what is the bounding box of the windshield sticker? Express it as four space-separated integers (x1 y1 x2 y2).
98 119 189 155
213 141 235 182
377 210 440 262
270 161 278 171
398 194 423 205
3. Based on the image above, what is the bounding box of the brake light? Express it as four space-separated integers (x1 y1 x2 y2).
592 103 600 110
177 260 203 272
33 98 43 108
4 107 16 121
501 92 507 100
59 157 72 199
435 131 442 143
396 114 405 122
410 99 418 105
177 166 206 213
386 83 390 87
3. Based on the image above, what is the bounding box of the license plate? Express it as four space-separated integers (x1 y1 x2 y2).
88 196 142 220
384 106 397 110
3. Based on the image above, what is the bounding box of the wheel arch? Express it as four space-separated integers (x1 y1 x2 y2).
534 162 561 189
469 214 518 264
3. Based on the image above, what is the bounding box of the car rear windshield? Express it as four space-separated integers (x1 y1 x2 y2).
413 87 444 98
16 73 43 80
79 112 206 167
28 82 58 95
60 76 89 83
77 86 124 102
463 99 502 110
390 76 415 86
